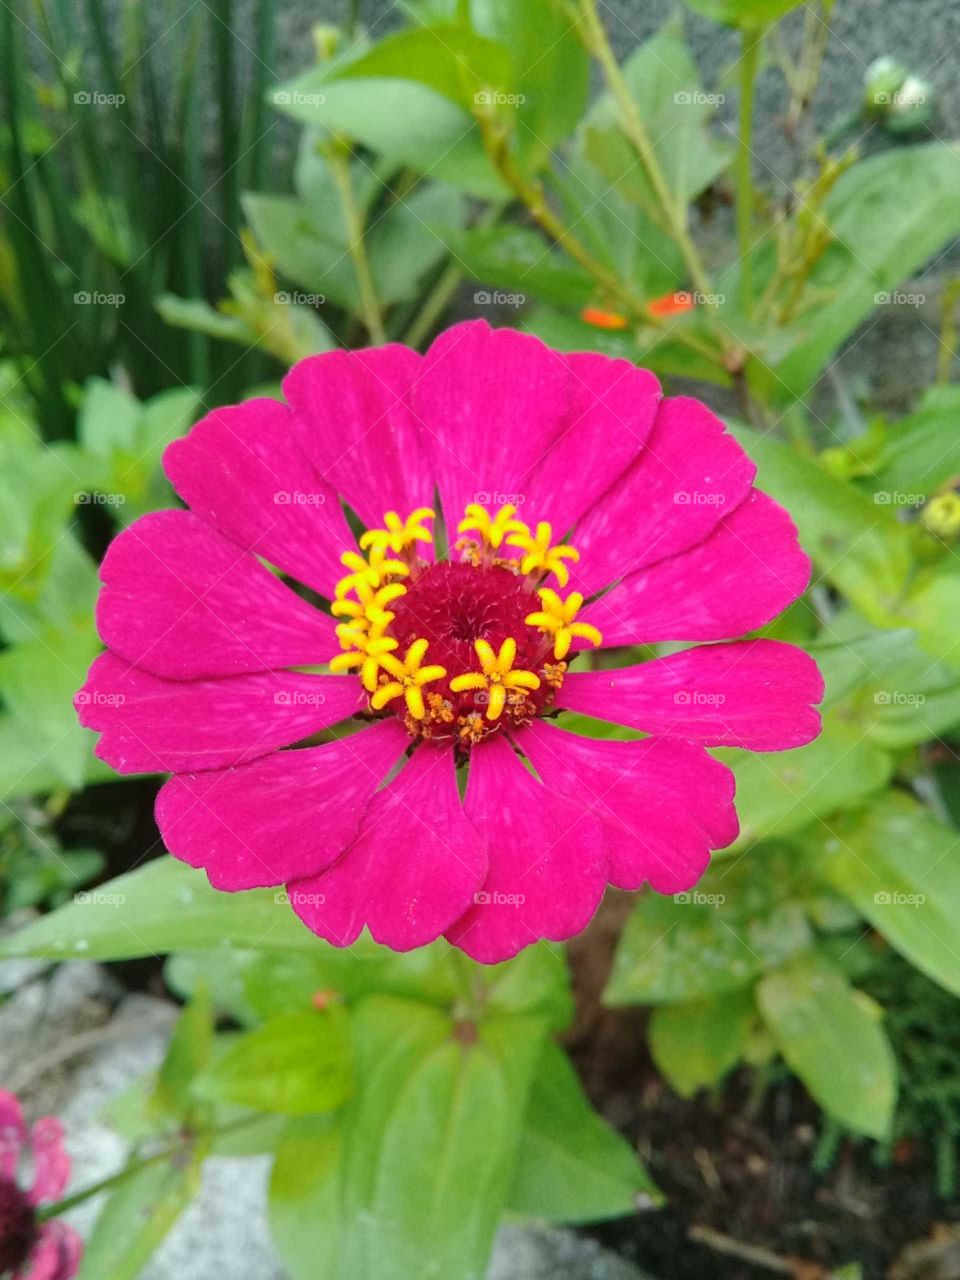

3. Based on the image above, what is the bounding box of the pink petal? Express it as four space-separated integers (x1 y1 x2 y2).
521 353 661 535
26 1118 70 1206
414 321 571 531
76 652 363 774
163 398 353 598
0 1090 26 1180
445 734 606 964
518 721 737 893
155 720 409 890
16 1221 83 1280
288 744 487 950
283 344 430 528
96 511 335 679
570 396 756 595
582 490 811 646
558 639 823 751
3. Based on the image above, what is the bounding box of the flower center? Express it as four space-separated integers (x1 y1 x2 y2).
329 503 602 747
0 1177 36 1273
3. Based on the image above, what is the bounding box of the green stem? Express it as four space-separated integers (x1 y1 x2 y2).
736 27 763 307
36 1115 260 1221
328 146 386 344
575 0 713 303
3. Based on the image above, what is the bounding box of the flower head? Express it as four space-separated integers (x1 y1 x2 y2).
77 322 822 964
0 1092 82 1280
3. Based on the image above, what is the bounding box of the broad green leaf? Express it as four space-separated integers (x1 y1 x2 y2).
649 988 756 1098
508 1041 659 1221
0 857 317 960
269 1114 344 1280
155 294 254 343
684 0 802 25
817 792 960 997
718 713 894 850
866 384 960 498
582 29 731 214
195 1008 352 1115
729 421 914 617
757 952 897 1138
76 1149 204 1280
448 225 594 309
804 627 920 709
366 183 465 305
77 378 141 457
605 854 812 1005
153 986 214 1119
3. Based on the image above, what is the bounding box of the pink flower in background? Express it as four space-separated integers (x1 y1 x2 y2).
0 1092 82 1280
76 321 822 963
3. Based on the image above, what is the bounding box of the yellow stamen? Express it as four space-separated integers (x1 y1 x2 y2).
330 614 401 692
449 637 541 722
334 545 410 599
360 508 436 556
370 638 448 720
507 522 580 588
525 588 603 660
457 502 529 552
330 580 407 621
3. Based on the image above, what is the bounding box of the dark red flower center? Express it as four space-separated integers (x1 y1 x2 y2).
387 560 562 740
0 1177 36 1273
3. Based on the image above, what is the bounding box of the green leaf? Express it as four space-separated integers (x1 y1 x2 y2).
451 224 593 307
77 378 141 457
195 1008 352 1115
649 989 756 1098
684 0 802 26
153 985 214 1119
0 857 317 960
508 1040 659 1221
718 713 894 850
867 384 960 499
817 792 960 997
77 1151 204 1280
605 854 812 1005
729 421 914 618
757 952 897 1139
269 1114 345 1280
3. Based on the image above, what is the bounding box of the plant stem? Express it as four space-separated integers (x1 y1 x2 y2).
575 0 713 303
736 27 764 307
36 1115 261 1221
328 146 387 344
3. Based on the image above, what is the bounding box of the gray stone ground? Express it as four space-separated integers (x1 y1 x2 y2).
0 957 651 1280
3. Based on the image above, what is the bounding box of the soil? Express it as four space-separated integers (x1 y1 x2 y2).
566 898 960 1280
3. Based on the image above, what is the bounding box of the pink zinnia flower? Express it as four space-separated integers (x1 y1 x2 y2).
76 322 821 963
0 1092 82 1280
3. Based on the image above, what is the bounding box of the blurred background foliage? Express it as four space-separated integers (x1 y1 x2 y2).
2 0 960 1276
